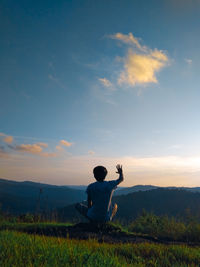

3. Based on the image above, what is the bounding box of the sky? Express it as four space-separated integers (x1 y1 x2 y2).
1 0 200 187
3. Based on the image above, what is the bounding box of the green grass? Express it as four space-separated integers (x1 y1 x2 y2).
1 230 200 266
0 222 72 231
1 214 200 266
128 213 200 242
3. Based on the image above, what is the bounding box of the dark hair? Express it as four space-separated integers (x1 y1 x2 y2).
93 166 107 181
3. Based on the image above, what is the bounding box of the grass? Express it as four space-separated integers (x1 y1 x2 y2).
0 221 72 231
1 213 200 266
1 230 200 266
128 213 200 242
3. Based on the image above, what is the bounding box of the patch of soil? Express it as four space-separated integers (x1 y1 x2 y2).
16 223 200 246
66 223 159 244
22 222 158 244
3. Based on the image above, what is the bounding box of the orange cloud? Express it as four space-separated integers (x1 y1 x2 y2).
56 145 64 151
16 144 43 154
41 152 57 157
3 136 14 144
0 132 14 144
60 140 73 147
36 142 48 148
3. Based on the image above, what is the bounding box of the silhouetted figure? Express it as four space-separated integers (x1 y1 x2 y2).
75 164 124 222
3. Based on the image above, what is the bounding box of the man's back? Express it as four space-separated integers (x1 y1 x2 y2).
86 180 118 222
75 165 124 222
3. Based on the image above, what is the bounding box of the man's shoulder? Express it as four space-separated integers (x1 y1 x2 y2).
86 181 97 192
107 179 119 189
87 181 98 188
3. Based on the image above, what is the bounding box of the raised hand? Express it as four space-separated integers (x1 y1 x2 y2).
116 164 123 174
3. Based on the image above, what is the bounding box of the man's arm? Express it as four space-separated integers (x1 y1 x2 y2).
87 194 92 208
115 164 124 185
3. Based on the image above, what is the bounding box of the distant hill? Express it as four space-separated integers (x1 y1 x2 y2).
0 178 86 214
67 185 87 191
57 188 200 222
114 185 158 195
115 185 200 195
114 188 200 221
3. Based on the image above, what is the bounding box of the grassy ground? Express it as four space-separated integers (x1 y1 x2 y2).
0 221 72 232
1 230 200 266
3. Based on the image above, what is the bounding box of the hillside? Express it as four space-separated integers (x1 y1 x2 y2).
115 185 158 195
58 188 200 222
0 178 86 214
114 188 200 221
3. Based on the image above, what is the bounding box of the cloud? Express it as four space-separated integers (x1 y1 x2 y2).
56 145 64 151
60 140 73 147
3 136 13 144
88 150 95 155
109 32 146 52
151 49 168 62
41 152 57 157
98 78 113 88
15 144 43 154
108 33 169 87
36 142 48 148
13 142 58 158
168 144 182 150
0 133 14 144
118 49 168 86
0 145 9 158
185 58 192 65
48 74 67 90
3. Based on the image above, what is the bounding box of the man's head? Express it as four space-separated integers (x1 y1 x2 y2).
93 166 107 182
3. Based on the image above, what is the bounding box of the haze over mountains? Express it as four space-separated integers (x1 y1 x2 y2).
1 178 200 221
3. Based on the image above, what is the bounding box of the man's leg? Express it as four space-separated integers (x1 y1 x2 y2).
110 203 118 220
75 202 89 219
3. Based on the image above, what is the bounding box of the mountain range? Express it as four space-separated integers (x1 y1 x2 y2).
0 178 86 214
1 178 200 221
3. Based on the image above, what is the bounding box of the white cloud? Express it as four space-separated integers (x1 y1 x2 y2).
98 78 113 88
185 58 192 65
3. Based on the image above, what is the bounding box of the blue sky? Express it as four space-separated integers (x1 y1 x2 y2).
1 0 200 186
